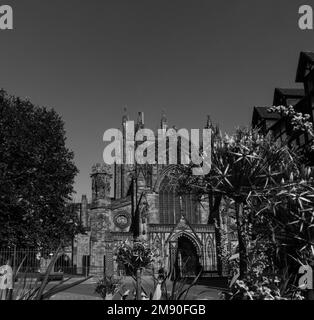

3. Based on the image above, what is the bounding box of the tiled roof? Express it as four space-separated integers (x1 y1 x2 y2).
296 51 314 82
254 107 281 120
273 88 305 106
275 88 304 97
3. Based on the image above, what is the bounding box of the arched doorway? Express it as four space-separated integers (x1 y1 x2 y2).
175 235 201 277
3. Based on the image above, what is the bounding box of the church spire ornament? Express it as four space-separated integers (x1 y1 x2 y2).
160 109 168 129
122 105 129 124
205 115 212 129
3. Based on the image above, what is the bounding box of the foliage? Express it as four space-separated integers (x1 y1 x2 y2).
114 240 155 276
173 108 314 288
221 243 305 300
113 240 202 300
0 89 82 249
119 266 203 300
95 276 122 300
268 105 314 163
224 277 304 300
268 105 314 147
247 167 314 273
174 126 299 276
156 267 203 300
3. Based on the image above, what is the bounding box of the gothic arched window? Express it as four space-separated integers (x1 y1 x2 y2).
159 177 199 224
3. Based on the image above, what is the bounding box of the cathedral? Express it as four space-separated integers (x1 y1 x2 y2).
72 111 236 278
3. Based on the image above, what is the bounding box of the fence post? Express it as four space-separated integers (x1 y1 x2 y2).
136 268 142 300
13 245 17 276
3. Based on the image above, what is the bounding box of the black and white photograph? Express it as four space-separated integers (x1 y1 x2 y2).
0 0 314 316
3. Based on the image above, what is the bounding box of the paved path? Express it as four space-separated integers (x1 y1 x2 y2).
49 276 222 300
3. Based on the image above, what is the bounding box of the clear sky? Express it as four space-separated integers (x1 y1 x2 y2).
0 0 313 200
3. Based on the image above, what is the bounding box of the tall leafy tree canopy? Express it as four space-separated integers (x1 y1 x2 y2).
0 90 81 249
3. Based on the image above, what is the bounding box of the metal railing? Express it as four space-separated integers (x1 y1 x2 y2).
0 248 76 275
0 248 110 279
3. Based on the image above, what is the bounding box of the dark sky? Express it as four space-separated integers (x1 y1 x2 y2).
0 0 313 200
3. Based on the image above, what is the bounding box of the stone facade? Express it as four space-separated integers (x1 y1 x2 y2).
72 112 236 277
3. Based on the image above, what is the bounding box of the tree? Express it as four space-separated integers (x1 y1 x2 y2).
218 105 314 299
115 240 154 300
175 125 299 278
248 166 314 268
0 89 82 249
246 106 314 283
268 105 314 164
